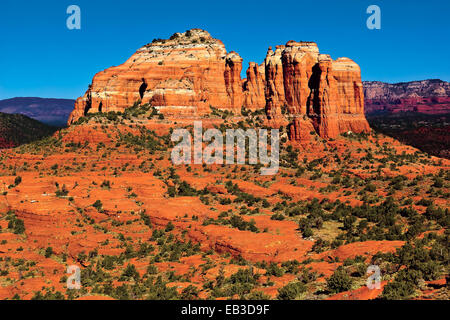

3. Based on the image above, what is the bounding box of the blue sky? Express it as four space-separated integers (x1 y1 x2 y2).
0 0 449 100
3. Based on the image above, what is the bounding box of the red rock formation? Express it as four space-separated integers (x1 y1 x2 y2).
243 62 266 110
281 41 319 115
288 117 316 142
264 46 287 117
224 52 244 110
312 54 340 138
331 58 369 136
69 29 237 122
271 47 369 139
68 29 370 140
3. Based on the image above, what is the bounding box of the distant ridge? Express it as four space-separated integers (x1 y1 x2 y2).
363 79 450 115
0 97 75 126
363 79 450 99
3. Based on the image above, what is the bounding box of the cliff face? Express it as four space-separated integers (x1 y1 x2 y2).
69 29 370 140
262 42 369 138
364 80 450 115
243 62 266 110
69 29 238 122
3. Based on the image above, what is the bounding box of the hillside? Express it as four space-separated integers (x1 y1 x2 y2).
0 97 75 126
368 113 450 159
0 112 58 148
0 104 448 301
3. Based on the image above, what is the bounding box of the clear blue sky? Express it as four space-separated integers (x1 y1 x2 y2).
0 0 449 100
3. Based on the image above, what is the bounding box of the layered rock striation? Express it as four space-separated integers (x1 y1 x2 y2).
69 29 370 140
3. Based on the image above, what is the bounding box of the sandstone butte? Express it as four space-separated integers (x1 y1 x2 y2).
68 29 370 140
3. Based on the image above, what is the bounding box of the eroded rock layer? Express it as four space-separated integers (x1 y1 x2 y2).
69 29 370 140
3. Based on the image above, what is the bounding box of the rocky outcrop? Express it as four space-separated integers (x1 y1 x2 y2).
69 29 370 140
243 62 266 110
364 79 450 115
267 43 369 139
224 52 244 110
264 46 286 117
69 29 239 122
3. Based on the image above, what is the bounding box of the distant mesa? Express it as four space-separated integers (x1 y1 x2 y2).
68 28 370 141
364 79 450 115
